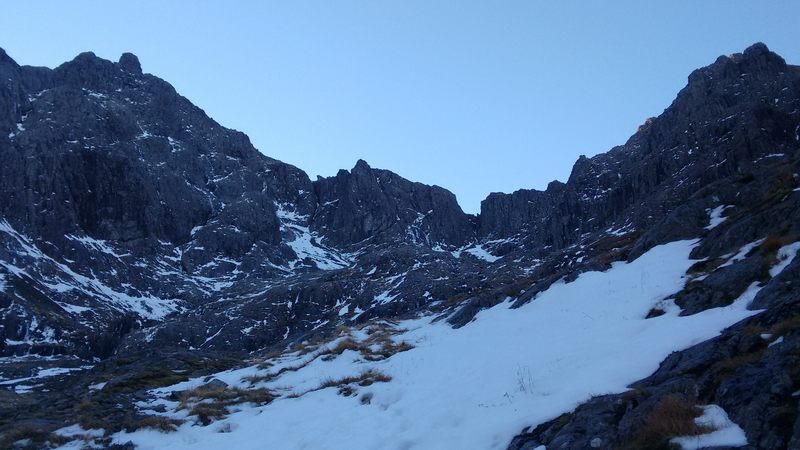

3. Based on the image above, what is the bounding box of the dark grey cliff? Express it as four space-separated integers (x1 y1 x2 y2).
311 159 474 248
479 43 800 252
0 48 478 358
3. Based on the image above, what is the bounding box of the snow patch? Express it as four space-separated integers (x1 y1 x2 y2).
718 239 763 269
769 241 800 277
275 203 351 270
768 336 784 347
451 241 503 262
1 219 178 320
67 234 129 258
374 290 399 305
671 405 748 449
0 366 92 387
55 301 92 315
704 205 731 230
88 382 107 391
464 245 501 262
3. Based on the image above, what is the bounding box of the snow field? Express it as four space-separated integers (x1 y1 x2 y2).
104 239 777 449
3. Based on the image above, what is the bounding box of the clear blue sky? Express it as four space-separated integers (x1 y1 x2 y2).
2 2 798 213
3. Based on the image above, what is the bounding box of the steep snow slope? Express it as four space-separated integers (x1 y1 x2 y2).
103 240 768 450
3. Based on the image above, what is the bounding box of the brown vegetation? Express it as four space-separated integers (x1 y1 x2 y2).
619 395 709 450
686 257 725 276
0 426 68 449
769 315 800 337
319 369 392 390
122 415 183 433
178 386 275 426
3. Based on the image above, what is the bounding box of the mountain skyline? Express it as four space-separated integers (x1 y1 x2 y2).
4 1 799 213
1 22 800 449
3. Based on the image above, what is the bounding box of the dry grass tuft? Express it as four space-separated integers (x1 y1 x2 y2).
758 234 797 267
318 323 414 362
328 338 362 355
178 386 275 426
239 320 408 402
319 369 392 391
123 415 183 433
770 315 800 337
713 351 763 377
686 258 725 276
0 426 69 448
619 395 709 450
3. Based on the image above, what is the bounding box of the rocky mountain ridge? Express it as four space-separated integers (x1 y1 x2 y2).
0 43 799 449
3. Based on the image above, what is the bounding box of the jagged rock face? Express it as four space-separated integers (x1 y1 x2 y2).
479 43 800 253
0 49 484 357
478 181 566 240
311 159 474 248
0 50 310 247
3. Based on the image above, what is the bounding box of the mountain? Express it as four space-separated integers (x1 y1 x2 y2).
0 43 799 449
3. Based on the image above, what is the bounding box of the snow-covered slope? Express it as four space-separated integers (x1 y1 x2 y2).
97 240 765 450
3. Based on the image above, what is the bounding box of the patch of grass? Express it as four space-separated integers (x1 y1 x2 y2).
255 360 274 370
243 321 408 401
593 231 642 252
189 403 228 426
759 234 795 256
713 351 763 377
677 279 704 301
69 397 109 432
242 373 274 384
103 355 241 393
622 388 645 403
328 338 362 355
501 283 524 298
112 356 140 367
742 323 767 337
770 315 800 337
318 325 414 362
686 258 724 276
552 412 571 428
182 386 275 406
445 292 472 306
247 350 285 369
361 339 414 361
178 386 275 426
289 340 321 356
122 415 183 433
750 234 795 272
244 356 316 385
0 426 68 449
619 395 709 450
280 369 391 400
69 395 182 435
106 366 190 393
319 369 392 391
